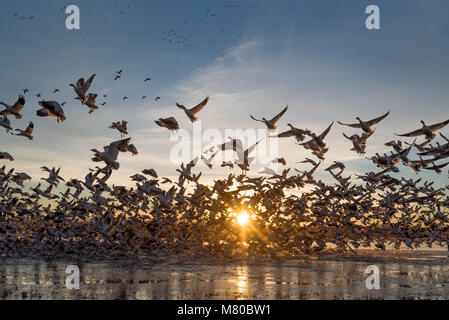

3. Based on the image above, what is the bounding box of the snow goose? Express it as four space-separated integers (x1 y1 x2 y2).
395 119 449 140
36 101 66 122
250 105 288 130
85 93 99 114
338 111 389 134
109 121 128 137
12 121 34 140
91 138 131 170
0 95 25 119
70 74 96 104
176 96 209 123
155 117 179 131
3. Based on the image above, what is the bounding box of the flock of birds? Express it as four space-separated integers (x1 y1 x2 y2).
1 70 449 258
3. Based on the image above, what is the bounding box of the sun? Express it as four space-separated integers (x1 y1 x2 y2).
236 212 250 227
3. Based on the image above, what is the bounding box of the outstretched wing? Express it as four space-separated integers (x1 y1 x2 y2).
250 115 264 123
429 118 449 132
10 96 25 113
25 122 34 135
367 111 390 126
395 128 424 137
270 105 288 124
82 74 96 93
337 121 362 129
273 130 294 138
190 96 209 115
318 121 334 140
108 138 131 160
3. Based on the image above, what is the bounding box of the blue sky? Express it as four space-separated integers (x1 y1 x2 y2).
1 0 449 187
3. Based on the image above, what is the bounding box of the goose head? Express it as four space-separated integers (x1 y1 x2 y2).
420 120 426 126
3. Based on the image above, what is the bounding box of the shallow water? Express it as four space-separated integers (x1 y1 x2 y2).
1 251 448 300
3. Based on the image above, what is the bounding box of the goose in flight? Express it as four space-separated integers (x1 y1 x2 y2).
343 130 375 155
91 138 131 170
53 89 60 93
36 101 66 122
144 77 151 82
155 117 179 131
0 95 25 119
250 105 288 130
70 74 96 104
271 123 311 142
109 121 128 137
423 161 449 174
338 111 390 134
0 151 14 161
395 119 449 140
85 93 99 114
176 96 209 122
155 96 161 101
114 75 121 81
13 121 34 140
0 116 13 133
23 89 29 94
299 121 334 159
235 139 263 171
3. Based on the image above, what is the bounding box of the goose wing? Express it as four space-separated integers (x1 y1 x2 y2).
337 121 362 129
190 96 209 115
274 129 294 138
366 111 390 126
318 121 334 140
250 115 264 123
270 105 288 124
108 138 131 160
10 96 25 113
82 74 96 93
395 127 425 137
428 118 449 132
25 122 34 135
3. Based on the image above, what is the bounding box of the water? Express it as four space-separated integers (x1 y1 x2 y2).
1 250 448 300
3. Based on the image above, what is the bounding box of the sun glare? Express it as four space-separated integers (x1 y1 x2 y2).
236 212 250 227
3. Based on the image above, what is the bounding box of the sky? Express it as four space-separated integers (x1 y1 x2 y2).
0 0 449 189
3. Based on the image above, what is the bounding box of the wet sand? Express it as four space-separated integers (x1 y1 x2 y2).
0 250 448 300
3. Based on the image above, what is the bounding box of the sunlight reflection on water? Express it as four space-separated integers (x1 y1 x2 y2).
0 251 448 300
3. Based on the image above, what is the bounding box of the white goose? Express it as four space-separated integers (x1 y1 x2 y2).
13 121 34 140
91 138 131 170
0 95 25 119
36 101 66 122
250 105 288 130
70 74 96 104
395 119 449 140
176 96 209 123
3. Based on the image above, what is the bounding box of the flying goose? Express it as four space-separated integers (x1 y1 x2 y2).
235 139 263 171
91 138 132 170
395 119 449 140
271 123 311 141
0 95 25 119
250 105 288 130
155 117 179 131
70 74 96 104
0 116 13 133
176 96 209 122
85 93 99 114
13 121 34 140
338 111 390 133
109 121 128 137
36 101 66 122
423 161 449 174
0 151 14 161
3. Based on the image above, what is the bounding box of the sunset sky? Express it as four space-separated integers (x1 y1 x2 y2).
1 0 449 188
